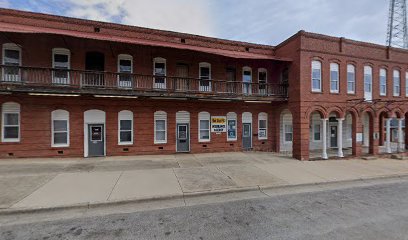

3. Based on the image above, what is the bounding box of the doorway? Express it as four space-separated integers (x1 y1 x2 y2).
88 124 105 157
84 52 105 86
175 64 189 91
242 123 252 150
176 123 190 152
330 126 338 148
226 67 236 94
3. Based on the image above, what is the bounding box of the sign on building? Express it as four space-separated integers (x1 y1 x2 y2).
211 116 227 132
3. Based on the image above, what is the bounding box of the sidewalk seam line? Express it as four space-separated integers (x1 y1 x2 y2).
172 168 186 206
107 171 123 201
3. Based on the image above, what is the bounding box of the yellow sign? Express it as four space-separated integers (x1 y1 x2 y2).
211 116 226 132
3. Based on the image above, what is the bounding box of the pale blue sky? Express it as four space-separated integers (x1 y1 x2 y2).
0 0 390 46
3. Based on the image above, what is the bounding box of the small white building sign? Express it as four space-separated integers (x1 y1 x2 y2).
211 116 227 132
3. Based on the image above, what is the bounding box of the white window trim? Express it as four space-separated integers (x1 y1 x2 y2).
153 57 167 89
199 62 211 79
1 102 21 143
118 110 133 145
242 66 252 82
405 72 408 97
51 109 70 147
364 66 373 101
52 48 71 84
379 68 387 96
311 61 322 92
198 111 211 142
154 111 167 144
258 112 268 140
330 63 339 93
2 43 22 66
118 54 133 73
313 123 322 142
283 124 293 143
227 112 237 141
393 70 401 97
347 64 355 94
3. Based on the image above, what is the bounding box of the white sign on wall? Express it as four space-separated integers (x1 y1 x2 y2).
356 133 363 142
211 116 227 132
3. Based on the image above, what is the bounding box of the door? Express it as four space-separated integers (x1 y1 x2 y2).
84 52 105 86
242 123 252 150
88 124 105 157
175 64 189 91
226 68 236 94
177 124 189 152
330 126 337 148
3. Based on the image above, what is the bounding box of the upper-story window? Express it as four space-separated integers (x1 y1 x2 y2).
364 66 373 101
51 109 69 147
1 102 20 143
347 64 355 94
393 69 400 97
311 61 322 92
118 54 133 88
52 48 70 85
118 110 133 145
153 57 166 89
258 68 267 95
379 68 387 96
199 62 211 92
406 72 408 97
330 63 339 93
2 43 21 82
242 66 252 95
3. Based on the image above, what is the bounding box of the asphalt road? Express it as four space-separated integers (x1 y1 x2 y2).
2 180 408 240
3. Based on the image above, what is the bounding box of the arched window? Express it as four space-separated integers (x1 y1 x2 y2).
364 66 373 101
347 64 355 94
154 111 167 144
2 102 20 142
51 109 69 147
311 60 322 92
393 69 401 97
2 43 21 82
199 62 211 92
242 66 252 95
198 111 210 142
330 63 339 93
118 110 133 145
118 54 133 88
258 112 268 140
379 68 387 96
153 57 166 89
258 68 267 95
226 112 237 141
52 48 70 85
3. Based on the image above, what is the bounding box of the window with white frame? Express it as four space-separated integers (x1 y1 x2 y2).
364 66 373 101
52 48 70 85
284 124 293 142
347 64 355 94
1 102 20 142
330 63 339 93
258 112 268 140
199 62 211 92
313 124 321 141
380 68 387 96
153 57 166 89
51 110 69 147
406 72 408 97
118 110 133 145
154 111 167 144
118 54 133 88
393 69 400 96
242 67 252 95
258 68 267 95
2 43 21 82
311 61 322 92
198 111 210 142
227 112 237 141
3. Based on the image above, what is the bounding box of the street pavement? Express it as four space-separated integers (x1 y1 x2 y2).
1 178 408 240
1 152 408 211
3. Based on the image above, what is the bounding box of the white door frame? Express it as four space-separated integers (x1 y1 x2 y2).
84 110 106 157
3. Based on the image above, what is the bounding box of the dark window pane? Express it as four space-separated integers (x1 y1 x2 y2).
4 126 18 139
54 132 68 144
4 113 18 125
54 54 68 63
4 49 19 65
120 131 132 142
259 120 266 129
156 120 166 131
120 120 132 130
53 120 67 131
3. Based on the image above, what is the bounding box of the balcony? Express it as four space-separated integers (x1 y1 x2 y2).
0 65 288 101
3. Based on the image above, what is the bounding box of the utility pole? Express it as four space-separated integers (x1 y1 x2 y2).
387 0 408 49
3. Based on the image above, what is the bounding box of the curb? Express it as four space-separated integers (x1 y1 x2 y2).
1 174 408 216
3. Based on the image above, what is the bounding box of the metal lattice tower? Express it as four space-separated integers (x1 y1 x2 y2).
387 0 408 49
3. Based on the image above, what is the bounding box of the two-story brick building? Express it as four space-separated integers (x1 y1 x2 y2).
0 8 407 160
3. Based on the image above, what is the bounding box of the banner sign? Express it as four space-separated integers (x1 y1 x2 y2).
211 116 227 132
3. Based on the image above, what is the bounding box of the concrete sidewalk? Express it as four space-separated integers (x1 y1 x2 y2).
1 152 408 212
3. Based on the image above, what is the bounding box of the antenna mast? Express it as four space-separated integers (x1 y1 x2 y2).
387 0 408 49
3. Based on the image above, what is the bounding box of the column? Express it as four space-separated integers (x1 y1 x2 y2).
322 118 328 159
398 118 404 153
337 118 344 158
385 118 392 153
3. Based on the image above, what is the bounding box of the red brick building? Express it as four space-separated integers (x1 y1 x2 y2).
0 8 407 160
